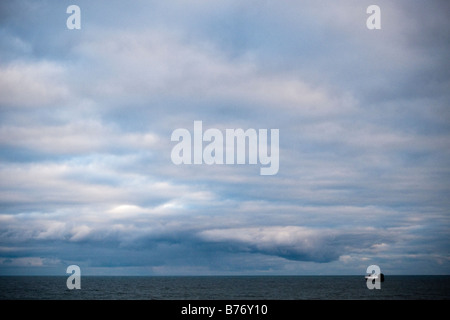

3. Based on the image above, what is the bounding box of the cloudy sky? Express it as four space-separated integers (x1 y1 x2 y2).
0 0 449 275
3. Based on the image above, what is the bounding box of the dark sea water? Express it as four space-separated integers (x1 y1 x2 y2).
0 276 449 300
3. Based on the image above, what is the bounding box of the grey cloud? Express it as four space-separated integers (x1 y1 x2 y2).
1 0 449 275
198 226 397 263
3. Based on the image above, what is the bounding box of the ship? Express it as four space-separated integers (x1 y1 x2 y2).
365 273 385 282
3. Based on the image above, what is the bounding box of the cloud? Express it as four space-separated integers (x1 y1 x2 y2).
0 257 44 267
198 226 397 263
70 28 356 121
0 61 69 108
0 0 449 275
0 121 160 155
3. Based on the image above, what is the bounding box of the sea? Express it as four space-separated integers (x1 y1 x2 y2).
1 276 449 300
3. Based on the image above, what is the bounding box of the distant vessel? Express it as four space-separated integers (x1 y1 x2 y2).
365 273 385 282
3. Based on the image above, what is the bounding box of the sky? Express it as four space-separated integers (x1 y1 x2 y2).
0 0 449 276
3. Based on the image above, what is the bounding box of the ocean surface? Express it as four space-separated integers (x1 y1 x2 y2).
0 276 449 300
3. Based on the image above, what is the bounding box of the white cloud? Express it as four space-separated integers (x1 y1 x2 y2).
0 121 161 155
108 204 148 217
0 159 219 214
0 61 69 108
74 29 355 117
35 221 66 240
70 225 92 242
